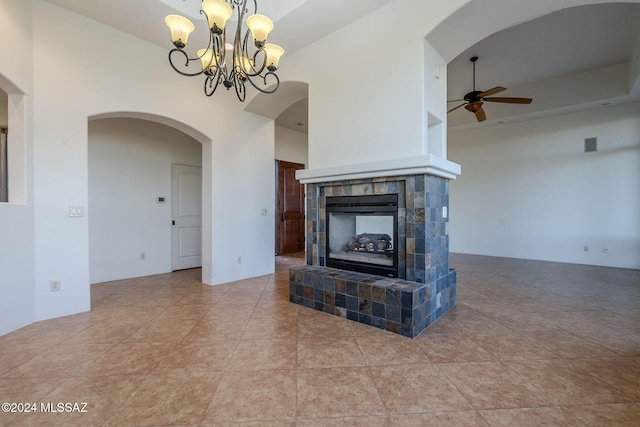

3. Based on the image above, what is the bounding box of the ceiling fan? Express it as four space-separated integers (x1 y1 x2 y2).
448 56 532 122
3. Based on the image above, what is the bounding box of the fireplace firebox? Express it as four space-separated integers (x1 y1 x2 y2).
325 194 398 277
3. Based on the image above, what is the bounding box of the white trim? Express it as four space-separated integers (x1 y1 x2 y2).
295 155 461 184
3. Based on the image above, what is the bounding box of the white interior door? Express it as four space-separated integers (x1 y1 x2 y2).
172 164 202 270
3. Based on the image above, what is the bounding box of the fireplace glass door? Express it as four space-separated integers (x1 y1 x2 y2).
325 194 398 277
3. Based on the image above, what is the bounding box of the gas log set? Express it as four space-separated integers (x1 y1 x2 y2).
346 233 393 256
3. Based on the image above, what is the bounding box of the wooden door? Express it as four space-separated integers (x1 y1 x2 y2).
276 160 305 255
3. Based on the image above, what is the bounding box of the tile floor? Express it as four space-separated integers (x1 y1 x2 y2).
0 253 639 426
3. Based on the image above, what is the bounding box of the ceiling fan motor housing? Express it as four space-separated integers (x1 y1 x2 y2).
464 90 484 102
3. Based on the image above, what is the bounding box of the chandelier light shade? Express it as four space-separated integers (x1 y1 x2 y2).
245 14 273 47
197 48 217 73
263 43 284 71
165 0 284 102
201 0 232 33
165 15 195 48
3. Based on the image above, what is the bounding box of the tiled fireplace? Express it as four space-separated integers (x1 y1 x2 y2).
289 161 458 338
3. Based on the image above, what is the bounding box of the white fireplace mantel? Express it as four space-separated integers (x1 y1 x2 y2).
295 154 461 184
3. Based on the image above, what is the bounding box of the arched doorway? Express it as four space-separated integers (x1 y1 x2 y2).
88 112 210 284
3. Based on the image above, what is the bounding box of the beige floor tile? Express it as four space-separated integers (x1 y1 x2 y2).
569 357 640 400
565 403 640 427
102 305 167 326
356 333 431 366
87 341 176 375
204 370 296 422
8 374 143 427
485 312 562 332
297 312 354 339
155 302 213 320
124 317 200 342
348 319 387 336
251 301 299 319
465 331 558 360
0 344 50 377
297 415 391 426
0 377 66 426
438 361 553 409
204 304 256 322
478 406 583 426
298 337 366 368
183 318 248 341
154 340 238 373
217 293 262 307
370 363 472 413
572 328 640 356
60 322 142 344
105 372 221 426
518 330 617 358
2 254 639 427
507 359 636 405
202 422 296 427
297 367 386 418
422 311 513 335
416 333 495 362
241 317 298 340
389 411 489 426
0 322 89 347
227 338 297 370
6 343 114 378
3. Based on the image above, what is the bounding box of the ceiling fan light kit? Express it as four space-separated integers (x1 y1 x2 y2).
448 56 532 122
165 0 284 102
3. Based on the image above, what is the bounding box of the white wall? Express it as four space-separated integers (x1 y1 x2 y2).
448 102 640 269
275 125 308 166
0 0 36 336
211 118 276 284
88 118 202 284
279 0 468 171
0 0 277 334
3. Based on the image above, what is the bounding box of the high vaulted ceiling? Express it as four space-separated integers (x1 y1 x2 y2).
440 2 640 131
30 1 640 135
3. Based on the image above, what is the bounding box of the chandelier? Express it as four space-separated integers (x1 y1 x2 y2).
165 0 284 102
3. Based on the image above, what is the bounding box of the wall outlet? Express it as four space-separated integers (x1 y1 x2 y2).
583 245 589 252
140 252 146 260
50 280 61 292
603 247 609 254
68 206 84 217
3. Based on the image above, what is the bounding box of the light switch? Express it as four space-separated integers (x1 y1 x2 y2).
442 206 448 219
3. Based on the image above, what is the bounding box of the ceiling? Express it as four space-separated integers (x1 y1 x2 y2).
443 3 640 131
42 0 395 135
3 1 639 134
277 2 640 134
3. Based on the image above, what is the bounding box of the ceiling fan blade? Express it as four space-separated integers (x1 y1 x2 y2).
484 97 532 104
474 105 487 122
476 86 506 98
447 99 465 103
447 103 467 113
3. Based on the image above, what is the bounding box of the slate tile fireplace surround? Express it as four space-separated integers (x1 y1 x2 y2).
289 171 457 338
